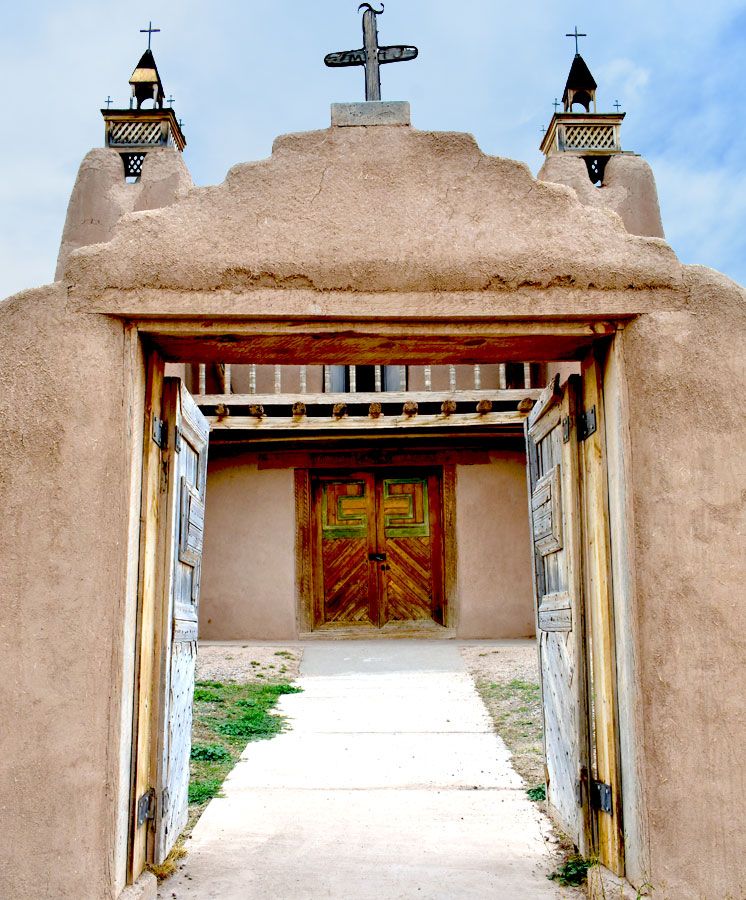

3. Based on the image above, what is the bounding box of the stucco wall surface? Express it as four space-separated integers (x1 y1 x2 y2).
538 154 665 239
620 266 746 899
56 147 192 280
199 454 535 640
64 125 681 301
0 284 132 899
199 456 297 640
455 454 535 638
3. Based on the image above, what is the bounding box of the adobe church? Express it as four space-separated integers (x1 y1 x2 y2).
2 11 745 900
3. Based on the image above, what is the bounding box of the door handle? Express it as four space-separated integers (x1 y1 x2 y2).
369 553 387 562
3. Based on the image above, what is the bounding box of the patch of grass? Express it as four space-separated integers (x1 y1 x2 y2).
526 784 546 801
548 854 591 886
274 650 294 659
191 743 232 762
192 688 223 703
188 777 223 804
473 677 543 785
187 679 303 841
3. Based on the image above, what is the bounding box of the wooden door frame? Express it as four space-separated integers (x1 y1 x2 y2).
124 320 637 885
295 463 456 633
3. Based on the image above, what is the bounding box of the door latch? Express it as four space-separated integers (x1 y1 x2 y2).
369 553 387 562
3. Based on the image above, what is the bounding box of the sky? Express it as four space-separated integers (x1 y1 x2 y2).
1 0 745 299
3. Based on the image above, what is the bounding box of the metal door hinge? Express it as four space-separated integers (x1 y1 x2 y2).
174 425 183 453
136 788 155 827
152 414 167 449
162 787 170 816
591 779 613 814
562 416 571 443
578 406 597 442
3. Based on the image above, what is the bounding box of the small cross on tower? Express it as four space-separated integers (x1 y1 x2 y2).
325 4 418 102
140 21 160 50
553 98 561 112
614 100 622 112
565 26 587 56
105 96 113 108
167 95 175 108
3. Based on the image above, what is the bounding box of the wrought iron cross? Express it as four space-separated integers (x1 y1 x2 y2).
325 4 418 102
140 21 160 50
566 26 587 56
105 95 113 108
614 100 622 112
167 95 175 107
553 98 561 112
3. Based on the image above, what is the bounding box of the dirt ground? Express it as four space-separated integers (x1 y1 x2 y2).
197 641 303 684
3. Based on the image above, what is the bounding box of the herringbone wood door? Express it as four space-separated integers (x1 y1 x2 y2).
313 470 443 628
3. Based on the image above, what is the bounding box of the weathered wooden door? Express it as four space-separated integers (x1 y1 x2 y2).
152 378 209 863
377 474 444 626
312 470 443 628
525 375 592 855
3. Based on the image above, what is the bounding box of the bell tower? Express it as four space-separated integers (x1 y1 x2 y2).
101 24 186 180
540 29 625 185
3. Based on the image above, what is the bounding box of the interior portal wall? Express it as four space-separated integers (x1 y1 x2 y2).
455 451 535 638
200 456 297 639
199 451 535 640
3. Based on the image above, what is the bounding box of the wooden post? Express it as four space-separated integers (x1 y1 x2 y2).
374 365 382 392
198 364 206 394
449 365 457 392
249 364 257 394
524 362 532 389
473 364 481 390
424 365 432 391
349 365 357 393
300 365 307 394
274 365 282 394
498 363 507 390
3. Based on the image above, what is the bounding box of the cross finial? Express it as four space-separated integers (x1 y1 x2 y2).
178 119 184 129
565 26 587 56
614 100 622 112
167 95 175 107
553 98 561 112
105 95 113 108
540 126 546 134
140 21 160 50
324 4 418 102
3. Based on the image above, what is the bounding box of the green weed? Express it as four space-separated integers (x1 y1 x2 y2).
191 743 232 762
526 784 546 801
548 854 591 886
188 778 223 804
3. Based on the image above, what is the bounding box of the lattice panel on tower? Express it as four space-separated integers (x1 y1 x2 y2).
120 153 147 178
109 120 163 146
563 124 616 151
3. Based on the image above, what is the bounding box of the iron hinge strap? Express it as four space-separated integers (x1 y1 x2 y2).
591 779 613 814
578 405 597 442
152 414 167 449
136 787 156 827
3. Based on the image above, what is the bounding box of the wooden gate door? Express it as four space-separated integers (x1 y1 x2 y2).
312 470 443 628
313 473 378 626
377 474 444 626
151 378 209 863
525 375 592 856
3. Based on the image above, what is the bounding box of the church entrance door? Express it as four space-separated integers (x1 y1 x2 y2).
311 469 444 630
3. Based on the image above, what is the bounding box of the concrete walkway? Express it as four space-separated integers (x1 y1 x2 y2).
161 641 572 899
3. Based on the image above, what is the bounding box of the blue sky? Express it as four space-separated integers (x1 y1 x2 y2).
1 0 744 299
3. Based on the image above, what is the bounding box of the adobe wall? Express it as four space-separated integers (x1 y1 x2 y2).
5 117 744 899
0 284 137 899
616 266 746 898
200 457 297 640
199 452 535 639
455 452 534 638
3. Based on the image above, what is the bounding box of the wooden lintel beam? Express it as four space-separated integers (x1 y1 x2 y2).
194 388 543 407
206 411 527 431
